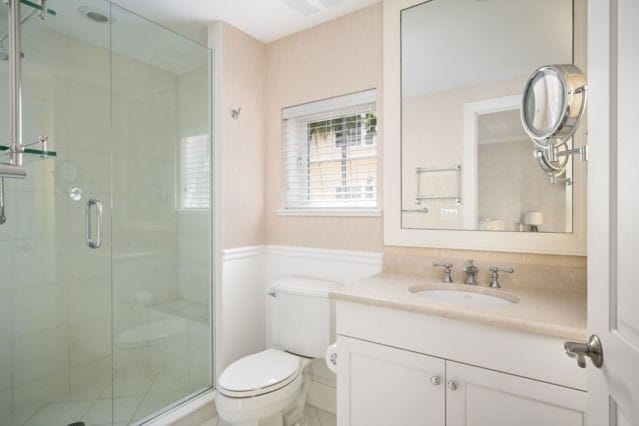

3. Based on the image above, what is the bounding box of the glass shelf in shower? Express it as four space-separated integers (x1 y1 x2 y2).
0 145 57 163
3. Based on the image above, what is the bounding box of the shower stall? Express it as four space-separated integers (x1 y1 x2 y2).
0 0 213 425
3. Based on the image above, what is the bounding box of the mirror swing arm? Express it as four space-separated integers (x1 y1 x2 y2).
521 64 588 183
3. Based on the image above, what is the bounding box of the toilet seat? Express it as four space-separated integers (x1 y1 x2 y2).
217 349 302 398
116 319 187 349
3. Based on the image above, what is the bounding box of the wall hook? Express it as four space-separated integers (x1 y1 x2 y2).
231 108 242 120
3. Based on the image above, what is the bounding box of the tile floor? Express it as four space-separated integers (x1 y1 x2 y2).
205 405 337 426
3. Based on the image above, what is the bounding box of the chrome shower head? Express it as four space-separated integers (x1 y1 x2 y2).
78 6 111 24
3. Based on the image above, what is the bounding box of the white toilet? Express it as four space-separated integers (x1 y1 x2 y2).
215 277 339 426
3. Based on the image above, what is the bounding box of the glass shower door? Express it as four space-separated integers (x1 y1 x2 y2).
1 0 114 424
110 4 212 424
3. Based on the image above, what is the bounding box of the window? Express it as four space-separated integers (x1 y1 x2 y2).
180 134 210 210
281 90 378 212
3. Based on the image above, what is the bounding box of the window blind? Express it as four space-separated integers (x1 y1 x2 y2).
180 134 210 210
282 90 377 210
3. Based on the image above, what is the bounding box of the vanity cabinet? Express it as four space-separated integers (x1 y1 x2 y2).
336 301 588 426
338 336 445 426
446 361 586 426
338 336 586 426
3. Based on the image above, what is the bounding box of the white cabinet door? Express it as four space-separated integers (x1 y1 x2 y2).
446 361 587 426
337 336 445 426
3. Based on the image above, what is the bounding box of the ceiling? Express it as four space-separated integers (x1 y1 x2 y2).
112 0 380 44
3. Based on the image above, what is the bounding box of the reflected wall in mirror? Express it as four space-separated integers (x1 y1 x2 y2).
401 0 577 233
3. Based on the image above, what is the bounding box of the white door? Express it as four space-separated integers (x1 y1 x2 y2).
445 361 586 426
587 0 639 424
337 336 445 426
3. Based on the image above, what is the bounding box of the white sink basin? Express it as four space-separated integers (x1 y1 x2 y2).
411 288 517 307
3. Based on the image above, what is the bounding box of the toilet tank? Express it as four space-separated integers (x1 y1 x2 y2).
269 277 340 358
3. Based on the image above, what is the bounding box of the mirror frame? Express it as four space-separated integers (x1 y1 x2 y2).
383 0 586 255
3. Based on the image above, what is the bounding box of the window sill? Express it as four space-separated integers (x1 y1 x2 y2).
276 208 382 217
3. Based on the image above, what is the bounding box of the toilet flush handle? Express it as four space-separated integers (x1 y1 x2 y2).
267 289 277 297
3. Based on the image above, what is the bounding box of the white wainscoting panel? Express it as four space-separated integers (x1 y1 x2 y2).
220 246 266 373
265 245 383 284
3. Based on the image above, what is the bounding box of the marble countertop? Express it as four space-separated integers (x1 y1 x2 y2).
330 273 587 341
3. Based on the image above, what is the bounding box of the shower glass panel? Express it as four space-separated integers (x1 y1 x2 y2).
1 1 113 424
110 4 212 424
0 1 212 425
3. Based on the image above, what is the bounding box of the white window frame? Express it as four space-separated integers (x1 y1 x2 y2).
179 133 211 211
278 89 381 217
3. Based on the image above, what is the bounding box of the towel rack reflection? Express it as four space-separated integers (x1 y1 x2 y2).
402 207 429 214
415 164 461 205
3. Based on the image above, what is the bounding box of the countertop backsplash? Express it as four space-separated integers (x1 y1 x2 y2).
383 246 587 295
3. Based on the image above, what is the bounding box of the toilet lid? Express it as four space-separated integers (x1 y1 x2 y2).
218 349 301 396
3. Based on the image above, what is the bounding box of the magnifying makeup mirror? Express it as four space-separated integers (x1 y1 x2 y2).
521 64 588 180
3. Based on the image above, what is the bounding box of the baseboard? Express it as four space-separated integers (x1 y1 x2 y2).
308 377 337 415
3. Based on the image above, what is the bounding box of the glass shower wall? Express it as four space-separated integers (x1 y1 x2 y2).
0 1 212 425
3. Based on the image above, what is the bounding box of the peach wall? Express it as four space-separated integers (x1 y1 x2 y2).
219 23 268 249
216 3 586 284
264 4 384 252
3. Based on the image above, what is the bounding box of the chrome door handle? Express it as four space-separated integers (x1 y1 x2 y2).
564 335 603 368
85 198 103 249
447 380 458 391
430 376 441 386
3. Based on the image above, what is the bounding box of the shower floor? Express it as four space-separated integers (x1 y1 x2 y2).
21 371 200 426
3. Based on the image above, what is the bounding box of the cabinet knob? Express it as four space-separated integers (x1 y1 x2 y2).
447 380 458 391
430 375 441 386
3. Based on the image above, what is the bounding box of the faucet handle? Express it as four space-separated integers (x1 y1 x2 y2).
462 260 479 285
463 259 478 273
433 261 454 283
489 267 514 288
433 261 453 270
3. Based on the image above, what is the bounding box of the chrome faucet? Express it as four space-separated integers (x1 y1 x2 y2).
433 261 454 283
462 260 479 285
489 267 514 288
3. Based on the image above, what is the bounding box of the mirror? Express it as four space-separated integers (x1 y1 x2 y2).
522 64 587 146
522 64 588 180
522 69 567 142
400 0 578 233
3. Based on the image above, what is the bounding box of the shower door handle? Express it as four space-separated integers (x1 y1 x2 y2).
85 198 103 249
